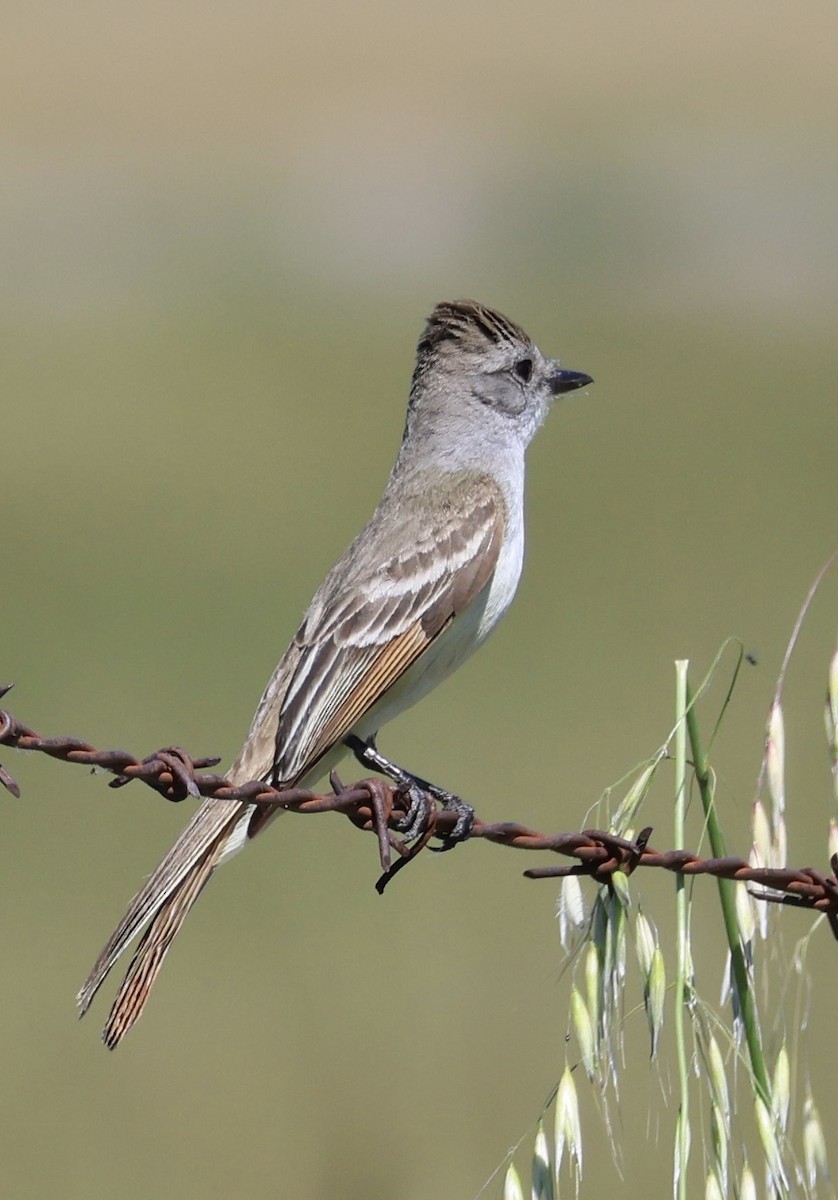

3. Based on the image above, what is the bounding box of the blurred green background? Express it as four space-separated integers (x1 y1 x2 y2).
3 2 837 1196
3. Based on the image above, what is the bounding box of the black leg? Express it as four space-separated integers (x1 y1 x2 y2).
343 734 474 848
344 734 432 840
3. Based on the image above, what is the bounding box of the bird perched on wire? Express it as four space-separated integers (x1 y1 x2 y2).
78 299 593 1047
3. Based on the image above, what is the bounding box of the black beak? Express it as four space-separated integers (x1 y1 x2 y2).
549 368 593 395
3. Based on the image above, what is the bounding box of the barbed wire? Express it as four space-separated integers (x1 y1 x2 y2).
1 684 836 932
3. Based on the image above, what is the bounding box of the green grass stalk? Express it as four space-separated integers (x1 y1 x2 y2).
684 679 770 1107
673 660 691 1200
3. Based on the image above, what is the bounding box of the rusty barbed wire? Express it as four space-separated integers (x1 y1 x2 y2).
1 689 837 928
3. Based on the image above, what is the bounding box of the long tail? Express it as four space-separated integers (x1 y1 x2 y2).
77 794 274 1048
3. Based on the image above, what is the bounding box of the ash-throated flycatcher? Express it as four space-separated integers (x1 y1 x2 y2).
78 299 592 1047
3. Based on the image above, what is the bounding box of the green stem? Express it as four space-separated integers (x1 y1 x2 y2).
673 661 690 1200
684 680 770 1106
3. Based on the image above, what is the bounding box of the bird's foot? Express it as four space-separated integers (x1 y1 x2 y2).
344 734 473 849
425 787 475 852
395 782 436 842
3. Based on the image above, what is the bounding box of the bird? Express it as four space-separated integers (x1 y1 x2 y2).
78 299 593 1047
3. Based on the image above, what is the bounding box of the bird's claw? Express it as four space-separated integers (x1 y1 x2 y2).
429 790 475 852
394 782 435 842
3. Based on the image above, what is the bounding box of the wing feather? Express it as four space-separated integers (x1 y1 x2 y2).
272 487 505 785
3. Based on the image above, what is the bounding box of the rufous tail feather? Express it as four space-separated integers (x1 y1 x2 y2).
77 797 254 1043
101 844 219 1049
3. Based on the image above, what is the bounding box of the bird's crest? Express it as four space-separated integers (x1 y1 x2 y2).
418 300 530 356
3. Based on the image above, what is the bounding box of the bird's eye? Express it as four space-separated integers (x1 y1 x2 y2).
513 357 533 383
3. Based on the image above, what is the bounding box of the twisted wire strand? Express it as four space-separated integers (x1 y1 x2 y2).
1 688 836 929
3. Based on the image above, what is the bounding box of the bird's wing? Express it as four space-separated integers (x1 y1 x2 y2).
270 484 506 786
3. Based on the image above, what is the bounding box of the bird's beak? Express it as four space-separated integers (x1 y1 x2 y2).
549 368 593 395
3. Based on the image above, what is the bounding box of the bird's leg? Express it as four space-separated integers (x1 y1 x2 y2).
344 734 431 840
344 734 474 848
